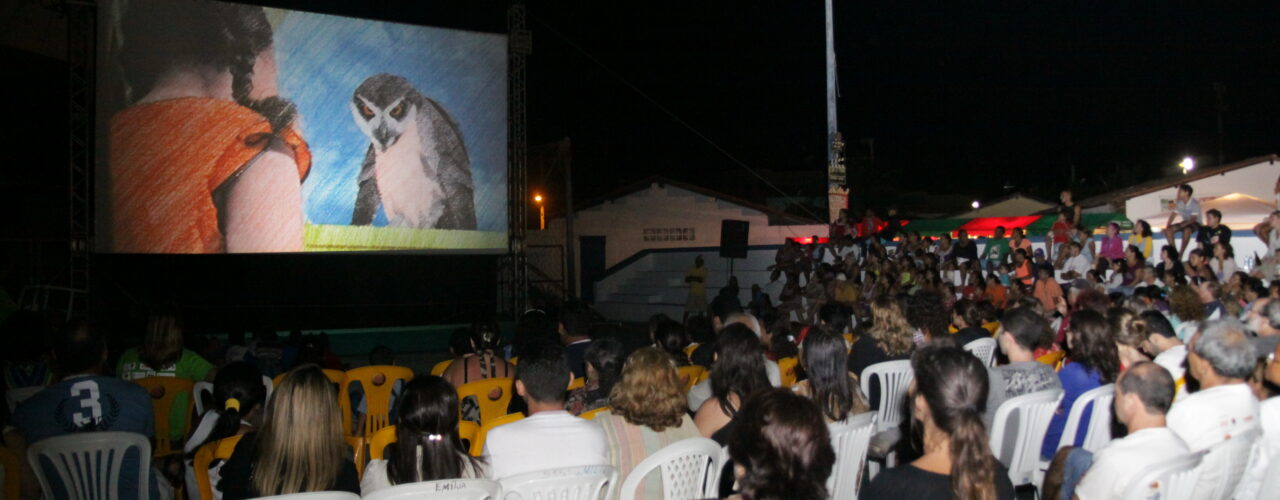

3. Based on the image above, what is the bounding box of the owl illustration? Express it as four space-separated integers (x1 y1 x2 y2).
349 73 476 229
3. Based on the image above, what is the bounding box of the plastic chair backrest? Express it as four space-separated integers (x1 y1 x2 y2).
826 411 877 500
369 425 397 461
988 388 1063 487
498 465 618 500
0 444 22 500
675 366 706 393
580 406 609 420
567 377 586 391
962 337 998 367
470 413 524 457
1257 443 1280 498
345 365 414 437
458 421 480 455
27 431 151 500
1035 350 1066 369
618 438 721 500
777 357 800 387
362 479 502 500
982 321 1001 335
859 360 914 433
250 492 361 500
682 343 699 360
456 377 514 426
193 381 215 417
346 435 366 479
132 376 195 455
193 434 243 500
431 359 454 376
1191 427 1260 500
1056 384 1115 453
1122 450 1205 500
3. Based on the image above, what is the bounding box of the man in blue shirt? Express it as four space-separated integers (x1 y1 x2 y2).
4 321 162 500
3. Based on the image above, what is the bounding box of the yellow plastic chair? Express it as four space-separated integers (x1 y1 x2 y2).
567 376 586 391
430 359 454 376
456 377 514 426
982 321 1001 336
458 420 480 453
346 435 366 479
1037 350 1067 371
777 357 800 387
509 357 519 366
683 343 700 360
345 365 415 437
0 445 21 500
580 406 609 420
369 425 397 461
675 365 706 393
469 412 524 456
132 376 195 456
194 434 243 500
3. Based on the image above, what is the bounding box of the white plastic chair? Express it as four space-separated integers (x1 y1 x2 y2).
1122 451 1205 500
362 479 501 500
1056 384 1115 453
250 492 361 500
860 360 913 478
194 381 215 416
618 438 721 500
499 465 618 500
1256 445 1280 498
988 388 1063 490
826 411 877 500
1190 427 1260 500
27 431 151 500
962 337 997 367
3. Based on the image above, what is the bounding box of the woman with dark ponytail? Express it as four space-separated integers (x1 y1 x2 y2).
864 345 1015 499
107 0 310 253
183 361 266 500
361 376 486 494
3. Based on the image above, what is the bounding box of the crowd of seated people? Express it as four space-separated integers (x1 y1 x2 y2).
8 185 1280 500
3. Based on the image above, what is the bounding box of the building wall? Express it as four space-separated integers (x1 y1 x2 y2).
1127 159 1279 230
525 183 826 293
952 196 1055 218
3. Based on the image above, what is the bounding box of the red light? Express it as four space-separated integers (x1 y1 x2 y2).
790 237 829 245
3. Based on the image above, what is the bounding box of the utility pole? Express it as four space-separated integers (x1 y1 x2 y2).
1214 82 1226 166
560 138 575 299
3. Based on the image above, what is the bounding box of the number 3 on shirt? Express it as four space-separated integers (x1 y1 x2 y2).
70 380 102 427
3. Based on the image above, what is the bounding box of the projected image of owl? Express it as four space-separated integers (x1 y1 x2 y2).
349 73 477 229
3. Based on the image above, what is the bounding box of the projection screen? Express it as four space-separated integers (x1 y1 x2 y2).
96 0 508 253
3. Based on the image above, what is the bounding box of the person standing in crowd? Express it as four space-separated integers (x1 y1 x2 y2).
1060 188 1083 227
1049 209 1073 262
684 255 708 322
1163 184 1201 259
864 345 1016 499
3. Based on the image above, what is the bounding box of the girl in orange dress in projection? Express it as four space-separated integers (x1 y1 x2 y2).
108 1 309 253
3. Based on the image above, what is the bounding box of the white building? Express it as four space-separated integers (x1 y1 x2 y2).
526 177 826 321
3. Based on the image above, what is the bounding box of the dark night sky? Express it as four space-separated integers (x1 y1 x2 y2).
522 1 1280 203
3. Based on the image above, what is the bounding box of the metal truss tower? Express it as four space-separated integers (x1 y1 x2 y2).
67 0 96 312
503 1 531 316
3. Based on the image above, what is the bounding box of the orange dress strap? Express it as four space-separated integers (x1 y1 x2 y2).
108 97 310 253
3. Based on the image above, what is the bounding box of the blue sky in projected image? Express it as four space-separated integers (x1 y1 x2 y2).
272 10 507 231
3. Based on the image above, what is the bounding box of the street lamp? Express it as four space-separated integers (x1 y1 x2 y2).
533 193 545 230
1179 156 1195 174
971 200 981 209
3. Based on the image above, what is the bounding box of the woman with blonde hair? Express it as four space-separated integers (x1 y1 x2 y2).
1108 307 1151 370
596 347 700 499
219 365 358 499
848 296 915 377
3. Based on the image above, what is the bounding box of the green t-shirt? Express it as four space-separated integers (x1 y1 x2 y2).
117 348 214 442
982 237 1011 262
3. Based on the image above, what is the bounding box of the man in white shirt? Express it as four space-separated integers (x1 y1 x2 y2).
1163 183 1200 259
1059 242 1092 281
1233 340 1280 500
1166 318 1259 452
484 343 607 479
1075 362 1189 499
1140 311 1188 401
